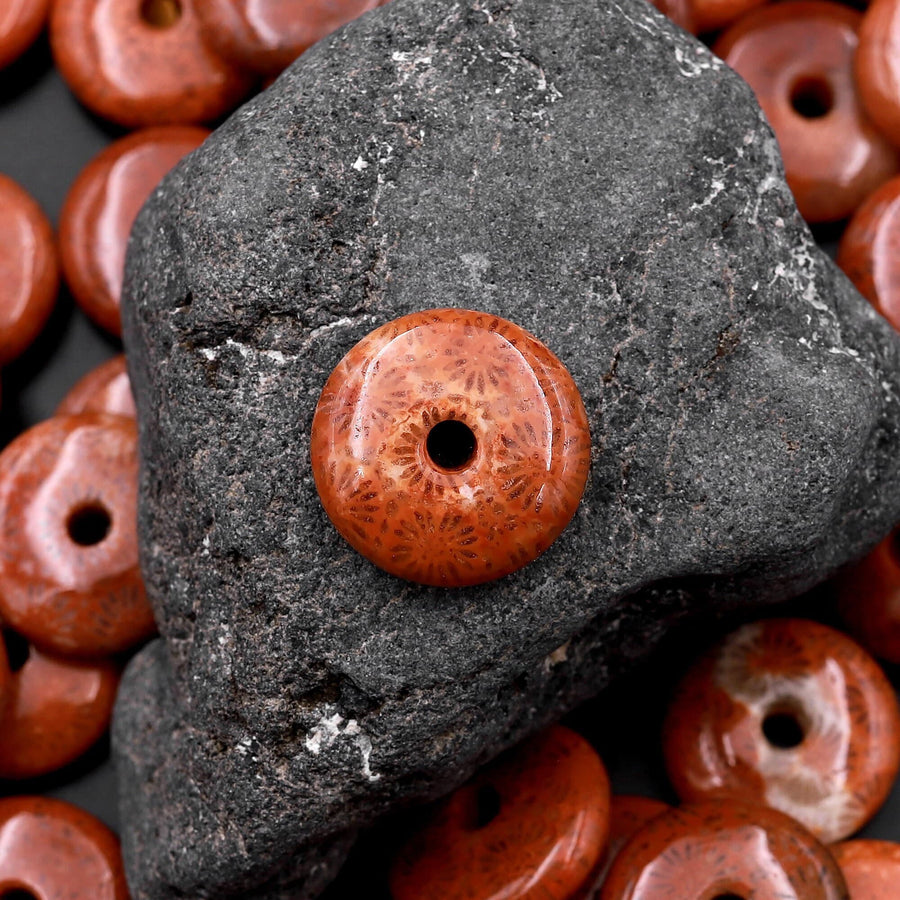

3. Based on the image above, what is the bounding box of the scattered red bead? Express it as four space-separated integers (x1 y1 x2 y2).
857 0 900 150
832 839 900 898
692 0 766 33
0 0 51 69
57 355 136 420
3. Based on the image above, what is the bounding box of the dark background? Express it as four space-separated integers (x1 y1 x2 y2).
1 30 898 899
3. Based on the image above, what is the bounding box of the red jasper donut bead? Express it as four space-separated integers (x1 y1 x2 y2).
390 725 611 900
0 796 128 898
60 126 210 335
0 0 51 69
662 618 900 843
57 355 136 420
0 174 58 365
599 800 849 900
714 1 899 223
832 840 900 898
837 176 900 332
49 0 252 127
0 413 155 658
196 0 386 77
692 0 765 33
0 633 119 779
857 0 900 149
311 309 591 587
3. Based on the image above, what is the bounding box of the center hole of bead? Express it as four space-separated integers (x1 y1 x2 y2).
789 76 834 119
711 895 746 900
426 420 477 471
0 891 40 900
1 630 29 673
762 706 806 749
67 503 112 547
140 0 182 28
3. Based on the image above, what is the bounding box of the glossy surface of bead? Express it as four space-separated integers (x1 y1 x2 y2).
0 174 58 364
714 1 899 223
60 126 210 335
49 0 251 127
692 0 765 33
0 796 128 898
857 0 900 149
837 176 900 331
832 840 900 898
662 618 900 842
311 309 591 587
0 0 50 69
391 725 610 900
57 355 136 419
197 0 384 76
0 638 119 779
0 414 154 658
599 800 849 900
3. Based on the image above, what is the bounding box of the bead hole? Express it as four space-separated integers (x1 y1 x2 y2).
426 420 477 471
466 783 501 830
711 895 746 900
789 76 834 119
67 504 112 547
762 706 806 749
0 889 40 900
1 630 29 673
140 0 182 27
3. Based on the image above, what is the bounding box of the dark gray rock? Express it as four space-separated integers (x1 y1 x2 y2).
115 0 900 896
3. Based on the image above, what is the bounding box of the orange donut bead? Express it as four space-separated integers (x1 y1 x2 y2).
0 0 51 69
57 355 136 420
714 1 899 223
0 174 58 365
0 414 155 658
311 309 591 587
835 527 900 664
837 175 900 332
832 840 900 898
60 127 210 335
662 618 900 843
0 632 119 779
390 725 610 900
0 796 128 898
196 0 385 77
857 0 900 149
599 800 849 900
49 0 252 127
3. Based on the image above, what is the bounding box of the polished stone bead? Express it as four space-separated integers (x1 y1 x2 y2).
857 0 900 149
57 355 136 420
0 0 51 69
832 840 900 898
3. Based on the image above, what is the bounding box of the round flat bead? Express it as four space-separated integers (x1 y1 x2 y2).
0 796 128 898
662 618 900 843
0 637 119 779
0 413 155 658
834 528 900 664
311 309 591 587
0 174 58 365
57 355 136 419
59 126 210 335
599 800 848 900
714 1 899 223
196 0 384 77
0 0 50 69
836 175 900 331
391 725 611 900
832 840 900 898
49 0 252 127
857 0 900 149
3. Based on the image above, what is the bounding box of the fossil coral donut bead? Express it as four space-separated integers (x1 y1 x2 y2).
714 1 899 223
0 796 128 898
57 355 136 420
390 725 610 900
599 800 849 900
0 414 155 658
662 618 900 843
311 309 591 587
0 0 51 69
832 840 900 898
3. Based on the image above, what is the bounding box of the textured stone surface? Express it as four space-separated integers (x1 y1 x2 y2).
115 0 900 897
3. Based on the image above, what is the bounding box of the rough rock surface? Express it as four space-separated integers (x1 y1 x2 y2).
116 0 900 896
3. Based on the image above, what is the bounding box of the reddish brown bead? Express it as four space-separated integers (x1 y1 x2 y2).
651 0 697 33
0 174 58 365
0 796 128 898
836 175 900 331
599 800 849 900
0 0 51 69
391 725 611 900
196 0 385 77
0 633 9 721
857 0 900 149
311 309 591 587
57 355 136 419
714 1 899 223
835 527 900 664
60 126 210 335
832 840 900 898
662 618 900 842
692 0 764 33
0 414 155 658
0 636 119 779
49 0 252 127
